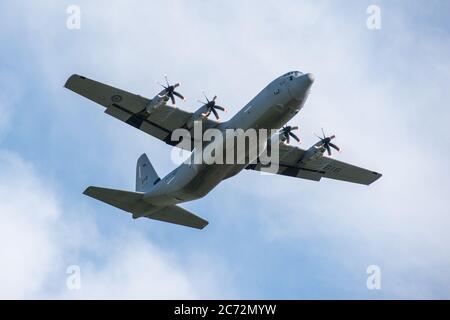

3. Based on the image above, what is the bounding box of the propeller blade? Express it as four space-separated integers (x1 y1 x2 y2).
157 81 167 89
157 77 184 103
286 134 290 144
211 107 220 120
199 94 225 119
173 91 185 100
329 143 340 151
202 92 210 103
164 75 169 87
289 132 300 142
321 128 325 139
202 109 211 117
326 145 331 156
330 134 336 140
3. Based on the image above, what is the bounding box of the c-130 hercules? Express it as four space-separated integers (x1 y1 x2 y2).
65 71 381 229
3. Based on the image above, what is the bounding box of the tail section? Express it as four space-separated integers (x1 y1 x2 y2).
136 153 160 193
148 205 209 229
83 186 157 215
83 153 209 229
84 186 208 229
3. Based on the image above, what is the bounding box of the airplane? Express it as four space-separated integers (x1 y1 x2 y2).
64 71 382 229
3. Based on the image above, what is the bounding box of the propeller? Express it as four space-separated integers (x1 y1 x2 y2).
314 128 340 156
158 75 185 104
279 125 300 144
198 92 226 120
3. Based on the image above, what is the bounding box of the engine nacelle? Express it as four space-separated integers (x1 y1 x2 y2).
185 105 210 129
146 94 169 113
300 146 325 163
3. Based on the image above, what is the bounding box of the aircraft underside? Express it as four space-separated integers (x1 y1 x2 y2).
66 71 381 229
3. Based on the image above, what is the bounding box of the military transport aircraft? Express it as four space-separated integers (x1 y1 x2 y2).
65 71 381 229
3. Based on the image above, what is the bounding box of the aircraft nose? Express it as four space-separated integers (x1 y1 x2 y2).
288 72 315 99
305 73 315 84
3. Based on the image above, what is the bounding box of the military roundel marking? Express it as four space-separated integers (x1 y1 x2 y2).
111 95 122 102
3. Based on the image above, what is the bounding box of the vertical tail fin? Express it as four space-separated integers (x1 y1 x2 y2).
136 153 160 193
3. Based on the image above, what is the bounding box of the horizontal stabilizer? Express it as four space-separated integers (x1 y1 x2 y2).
147 205 209 229
84 186 208 229
83 186 156 215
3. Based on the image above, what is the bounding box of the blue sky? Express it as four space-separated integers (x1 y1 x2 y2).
0 0 449 299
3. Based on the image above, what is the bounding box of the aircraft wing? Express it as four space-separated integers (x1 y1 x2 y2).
65 74 219 150
246 143 382 185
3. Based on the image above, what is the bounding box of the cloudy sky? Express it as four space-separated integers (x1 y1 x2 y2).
0 0 449 299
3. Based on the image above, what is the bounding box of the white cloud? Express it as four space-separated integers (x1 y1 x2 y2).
224 3 450 297
2 0 450 298
65 235 229 299
0 151 60 298
0 150 228 299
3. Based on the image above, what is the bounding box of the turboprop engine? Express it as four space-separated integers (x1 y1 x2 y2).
146 94 170 113
300 129 340 164
186 93 227 129
146 75 185 113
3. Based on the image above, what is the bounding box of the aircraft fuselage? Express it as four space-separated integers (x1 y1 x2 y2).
143 71 314 209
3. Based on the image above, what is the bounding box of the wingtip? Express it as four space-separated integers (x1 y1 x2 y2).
64 74 85 89
198 221 209 230
83 186 95 196
367 172 382 185
64 74 76 88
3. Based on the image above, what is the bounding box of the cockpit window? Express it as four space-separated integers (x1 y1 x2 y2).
282 71 303 77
